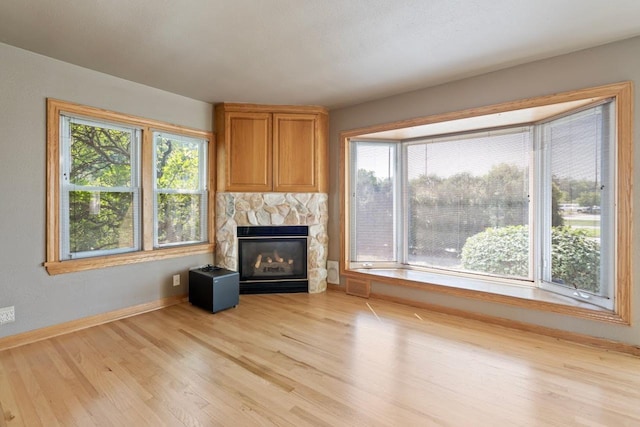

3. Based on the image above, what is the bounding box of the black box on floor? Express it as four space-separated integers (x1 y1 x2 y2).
188 267 239 313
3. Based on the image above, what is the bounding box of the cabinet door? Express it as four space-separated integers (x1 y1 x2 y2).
273 113 318 192
225 112 272 192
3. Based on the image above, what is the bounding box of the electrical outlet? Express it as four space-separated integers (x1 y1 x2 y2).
0 306 15 325
173 274 181 287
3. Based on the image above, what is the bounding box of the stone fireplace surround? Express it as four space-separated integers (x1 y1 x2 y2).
215 192 328 293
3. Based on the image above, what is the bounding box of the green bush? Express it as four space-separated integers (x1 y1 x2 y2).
461 225 600 292
460 226 529 277
550 226 600 293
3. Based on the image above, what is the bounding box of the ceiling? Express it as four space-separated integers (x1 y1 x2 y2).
1 1 640 110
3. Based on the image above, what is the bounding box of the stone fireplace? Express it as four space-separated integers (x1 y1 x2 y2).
215 192 328 293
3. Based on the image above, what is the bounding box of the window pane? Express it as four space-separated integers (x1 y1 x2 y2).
156 193 203 245
352 143 395 262
69 191 136 253
548 107 606 294
70 122 132 187
155 135 203 191
153 132 207 247
408 130 530 279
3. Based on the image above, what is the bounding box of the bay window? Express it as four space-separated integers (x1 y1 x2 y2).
342 82 632 322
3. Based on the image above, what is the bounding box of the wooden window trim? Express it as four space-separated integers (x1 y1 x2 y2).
339 82 633 324
45 99 215 275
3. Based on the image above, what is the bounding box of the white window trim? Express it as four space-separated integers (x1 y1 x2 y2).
536 104 616 310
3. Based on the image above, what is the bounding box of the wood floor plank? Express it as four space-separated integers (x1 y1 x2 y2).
0 364 16 427
1 291 640 426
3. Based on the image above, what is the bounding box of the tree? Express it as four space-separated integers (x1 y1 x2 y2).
358 161 566 266
576 191 601 208
354 169 394 260
69 123 134 252
551 181 564 227
407 163 529 259
155 137 203 244
554 176 601 208
68 124 203 252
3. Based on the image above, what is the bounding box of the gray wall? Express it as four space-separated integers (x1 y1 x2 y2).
0 43 214 338
2 35 640 346
328 36 640 346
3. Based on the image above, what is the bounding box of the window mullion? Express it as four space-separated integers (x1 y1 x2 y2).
60 116 72 259
348 141 358 262
535 123 552 284
199 139 209 245
132 129 142 253
599 102 616 300
398 143 408 266
141 128 154 251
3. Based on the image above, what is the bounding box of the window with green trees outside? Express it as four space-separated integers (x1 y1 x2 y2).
344 82 632 321
46 99 213 275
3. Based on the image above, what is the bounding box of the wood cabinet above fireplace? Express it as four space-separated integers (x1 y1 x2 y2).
215 103 328 193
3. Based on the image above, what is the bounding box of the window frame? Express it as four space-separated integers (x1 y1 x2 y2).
152 131 209 248
349 140 400 266
60 115 142 260
536 103 616 310
46 98 215 275
339 82 632 324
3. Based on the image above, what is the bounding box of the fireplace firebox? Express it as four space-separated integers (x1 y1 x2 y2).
237 226 308 294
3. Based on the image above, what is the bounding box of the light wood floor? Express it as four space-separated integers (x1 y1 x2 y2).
1 291 639 426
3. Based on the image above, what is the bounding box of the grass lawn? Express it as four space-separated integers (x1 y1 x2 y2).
562 217 600 238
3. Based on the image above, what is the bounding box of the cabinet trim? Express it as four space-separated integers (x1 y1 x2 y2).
216 103 328 115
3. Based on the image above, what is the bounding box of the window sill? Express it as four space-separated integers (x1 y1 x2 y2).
344 268 627 325
45 243 214 275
